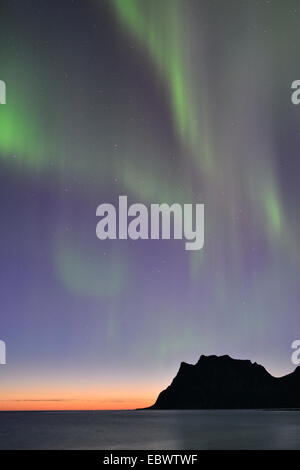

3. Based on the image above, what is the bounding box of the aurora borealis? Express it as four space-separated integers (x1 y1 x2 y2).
1 0 300 410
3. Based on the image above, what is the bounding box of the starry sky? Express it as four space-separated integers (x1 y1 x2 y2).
1 0 300 410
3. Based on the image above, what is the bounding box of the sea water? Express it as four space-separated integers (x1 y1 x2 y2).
0 409 300 450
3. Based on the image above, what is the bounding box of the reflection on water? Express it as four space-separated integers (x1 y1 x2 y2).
0 410 300 449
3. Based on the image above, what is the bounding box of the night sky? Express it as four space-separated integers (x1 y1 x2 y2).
1 0 300 410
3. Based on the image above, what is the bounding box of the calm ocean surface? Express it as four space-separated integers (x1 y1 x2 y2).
0 410 300 449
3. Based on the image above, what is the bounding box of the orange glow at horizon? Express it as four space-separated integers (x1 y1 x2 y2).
0 363 291 411
0 398 154 411
0 383 161 411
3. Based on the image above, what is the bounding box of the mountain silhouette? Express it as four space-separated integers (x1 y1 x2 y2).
146 355 300 409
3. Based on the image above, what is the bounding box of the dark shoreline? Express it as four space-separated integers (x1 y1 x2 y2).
1 408 300 413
